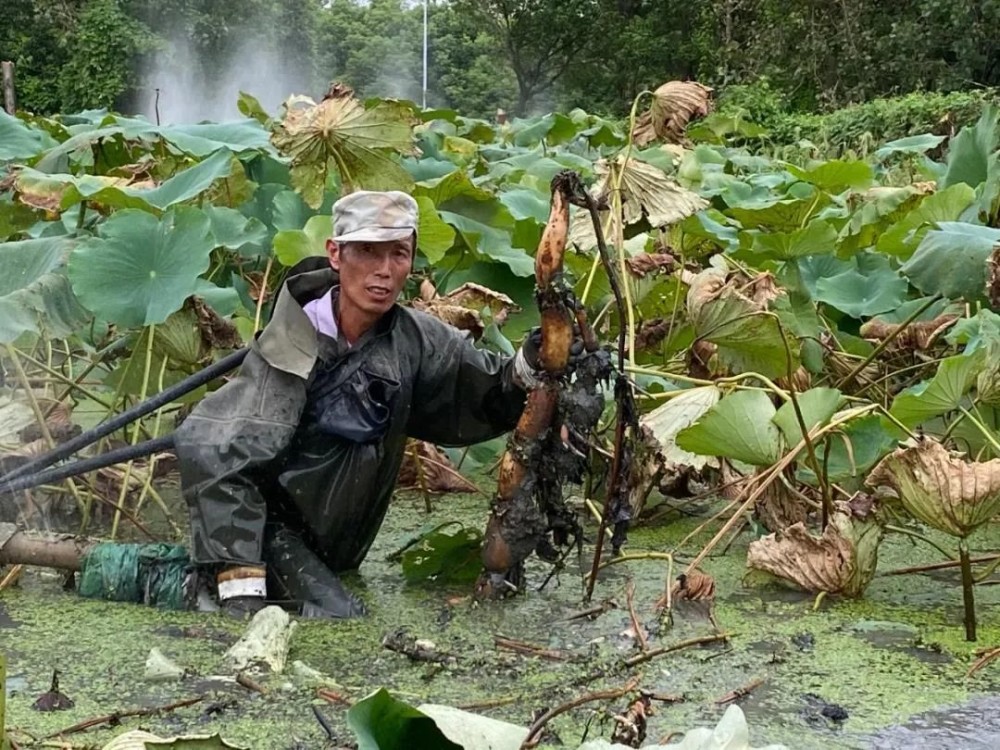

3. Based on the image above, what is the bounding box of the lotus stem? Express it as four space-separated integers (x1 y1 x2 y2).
834 295 940 390
111 324 156 540
959 539 977 642
884 525 956 561
958 407 1000 455
254 256 274 333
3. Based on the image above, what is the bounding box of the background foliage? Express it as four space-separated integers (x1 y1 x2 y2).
3 0 1000 129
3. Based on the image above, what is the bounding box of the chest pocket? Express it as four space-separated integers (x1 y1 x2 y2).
306 351 401 444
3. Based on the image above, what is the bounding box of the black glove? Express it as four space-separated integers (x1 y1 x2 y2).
521 326 586 372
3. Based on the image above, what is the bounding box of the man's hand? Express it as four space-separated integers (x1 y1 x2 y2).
514 326 587 389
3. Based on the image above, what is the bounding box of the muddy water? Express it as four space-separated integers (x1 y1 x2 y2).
2 483 1000 748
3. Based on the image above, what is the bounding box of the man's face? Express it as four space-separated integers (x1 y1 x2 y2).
326 236 413 321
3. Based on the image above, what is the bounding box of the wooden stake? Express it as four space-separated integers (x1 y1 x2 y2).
1 62 14 115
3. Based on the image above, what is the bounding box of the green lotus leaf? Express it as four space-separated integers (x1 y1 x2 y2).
787 159 874 192
875 134 947 160
693 295 799 380
901 221 1000 302
203 205 268 254
676 390 783 466
68 207 215 327
414 197 455 264
941 104 999 192
0 109 58 161
868 439 1000 538
805 252 907 318
346 688 461 750
15 148 237 214
747 219 838 261
0 236 90 343
273 215 331 267
876 183 977 258
890 348 986 428
400 523 483 584
772 387 843 447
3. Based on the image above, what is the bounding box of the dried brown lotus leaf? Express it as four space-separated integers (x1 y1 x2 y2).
630 110 658 148
685 267 729 320
569 157 708 248
419 278 438 302
777 366 812 393
977 352 1000 407
859 314 959 351
440 282 520 320
747 498 882 597
754 478 809 532
987 245 1000 311
866 439 1000 537
397 440 477 494
190 296 242 351
670 568 716 601
634 318 670 351
626 250 676 278
411 300 483 338
634 80 714 144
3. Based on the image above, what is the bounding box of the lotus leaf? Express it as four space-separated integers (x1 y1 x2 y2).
68 207 215 327
676 390 783 466
772 387 843 447
641 386 722 470
867 439 1000 538
100 731 246 749
941 104 999 192
693 295 799 380
901 221 1000 302
271 90 417 207
889 348 986 428
804 252 907 318
746 219 838 261
273 215 332 267
0 109 58 161
0 236 90 343
876 183 976 258
414 196 455 263
747 496 882 597
347 688 462 750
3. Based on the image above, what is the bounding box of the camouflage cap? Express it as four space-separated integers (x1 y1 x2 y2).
331 190 419 244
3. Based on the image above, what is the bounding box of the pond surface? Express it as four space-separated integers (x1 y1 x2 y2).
2 483 999 748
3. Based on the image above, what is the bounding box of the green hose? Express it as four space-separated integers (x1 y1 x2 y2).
78 542 193 610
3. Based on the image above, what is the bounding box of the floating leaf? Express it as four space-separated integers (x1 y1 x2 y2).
400 524 483 584
101 730 247 749
0 236 90 343
747 496 882 597
890 349 986 428
68 207 215 327
772 388 843 447
676 390 783 466
347 688 462 750
901 222 1000 303
868 439 1000 538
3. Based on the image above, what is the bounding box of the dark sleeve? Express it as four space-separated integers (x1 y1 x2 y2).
406 312 527 447
173 347 307 567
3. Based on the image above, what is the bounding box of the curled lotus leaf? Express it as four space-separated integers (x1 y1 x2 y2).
631 80 714 146
746 496 882 597
569 156 707 248
866 439 1000 537
412 282 520 338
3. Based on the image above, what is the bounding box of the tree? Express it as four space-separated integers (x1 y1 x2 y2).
452 0 600 115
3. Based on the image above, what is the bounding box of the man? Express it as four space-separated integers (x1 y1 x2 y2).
174 190 544 619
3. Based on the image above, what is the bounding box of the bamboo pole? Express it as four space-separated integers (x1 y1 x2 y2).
0 524 94 571
1 62 14 115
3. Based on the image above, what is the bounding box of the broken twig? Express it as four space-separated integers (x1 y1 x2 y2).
623 632 732 668
44 696 203 738
495 635 577 662
520 677 640 749
715 676 766 705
